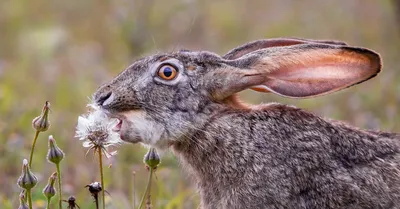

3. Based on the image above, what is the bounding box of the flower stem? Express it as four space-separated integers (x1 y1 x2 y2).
46 198 51 209
29 131 40 168
98 149 106 209
56 164 63 209
138 167 153 209
26 189 33 209
132 172 136 209
95 195 99 209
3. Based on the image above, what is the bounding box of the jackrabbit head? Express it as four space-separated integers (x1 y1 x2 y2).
93 38 381 148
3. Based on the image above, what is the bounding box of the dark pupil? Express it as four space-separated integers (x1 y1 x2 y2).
163 66 173 77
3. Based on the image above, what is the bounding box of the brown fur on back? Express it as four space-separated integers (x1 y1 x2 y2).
173 104 400 209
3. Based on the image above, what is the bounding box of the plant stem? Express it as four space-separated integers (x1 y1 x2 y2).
26 189 33 209
138 167 153 209
29 131 40 167
56 164 63 209
46 198 51 209
98 149 106 209
132 172 136 209
95 195 99 209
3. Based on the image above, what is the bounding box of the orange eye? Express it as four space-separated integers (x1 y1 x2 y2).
157 65 178 80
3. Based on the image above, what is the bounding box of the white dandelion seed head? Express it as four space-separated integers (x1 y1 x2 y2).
75 104 121 157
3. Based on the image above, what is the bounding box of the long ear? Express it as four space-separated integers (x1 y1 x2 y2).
223 38 347 60
217 43 381 99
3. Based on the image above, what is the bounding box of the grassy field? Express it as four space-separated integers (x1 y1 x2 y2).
1 0 399 208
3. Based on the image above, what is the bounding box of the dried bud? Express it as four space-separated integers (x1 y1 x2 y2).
67 196 77 204
18 191 29 209
143 148 160 169
85 182 102 196
43 172 57 199
32 101 50 132
47 135 64 164
17 159 38 190
64 196 79 209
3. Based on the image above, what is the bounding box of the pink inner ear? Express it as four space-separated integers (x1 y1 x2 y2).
250 48 381 98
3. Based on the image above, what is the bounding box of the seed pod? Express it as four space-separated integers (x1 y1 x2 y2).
17 159 38 190
32 101 51 132
63 196 80 209
47 135 64 164
143 148 160 169
18 191 29 209
43 172 57 199
86 182 102 196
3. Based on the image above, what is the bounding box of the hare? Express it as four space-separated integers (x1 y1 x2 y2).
93 38 400 209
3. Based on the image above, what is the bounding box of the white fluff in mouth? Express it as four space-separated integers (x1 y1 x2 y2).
75 104 121 158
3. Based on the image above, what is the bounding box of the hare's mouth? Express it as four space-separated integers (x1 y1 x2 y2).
101 110 148 144
112 118 123 132
108 115 127 135
98 109 126 134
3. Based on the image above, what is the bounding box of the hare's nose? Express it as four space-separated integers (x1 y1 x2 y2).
95 91 113 106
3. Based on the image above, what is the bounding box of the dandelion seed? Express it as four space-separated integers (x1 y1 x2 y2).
75 105 121 158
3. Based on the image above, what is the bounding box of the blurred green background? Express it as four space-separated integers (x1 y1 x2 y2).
0 0 399 208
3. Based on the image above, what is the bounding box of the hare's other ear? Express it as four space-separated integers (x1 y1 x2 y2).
218 44 381 99
223 38 347 60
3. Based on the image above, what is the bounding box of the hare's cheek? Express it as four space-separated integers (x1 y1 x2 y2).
121 110 166 146
119 120 142 143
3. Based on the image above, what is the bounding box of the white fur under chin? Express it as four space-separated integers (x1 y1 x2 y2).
122 110 170 149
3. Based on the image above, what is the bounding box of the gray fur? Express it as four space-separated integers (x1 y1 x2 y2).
93 38 399 209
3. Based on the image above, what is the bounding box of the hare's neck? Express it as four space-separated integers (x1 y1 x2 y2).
171 108 253 206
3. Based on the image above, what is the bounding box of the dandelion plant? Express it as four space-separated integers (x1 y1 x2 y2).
18 191 29 209
17 159 38 209
62 196 80 209
86 182 103 209
30 101 50 167
138 148 160 209
47 135 65 209
43 172 57 209
76 105 121 209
